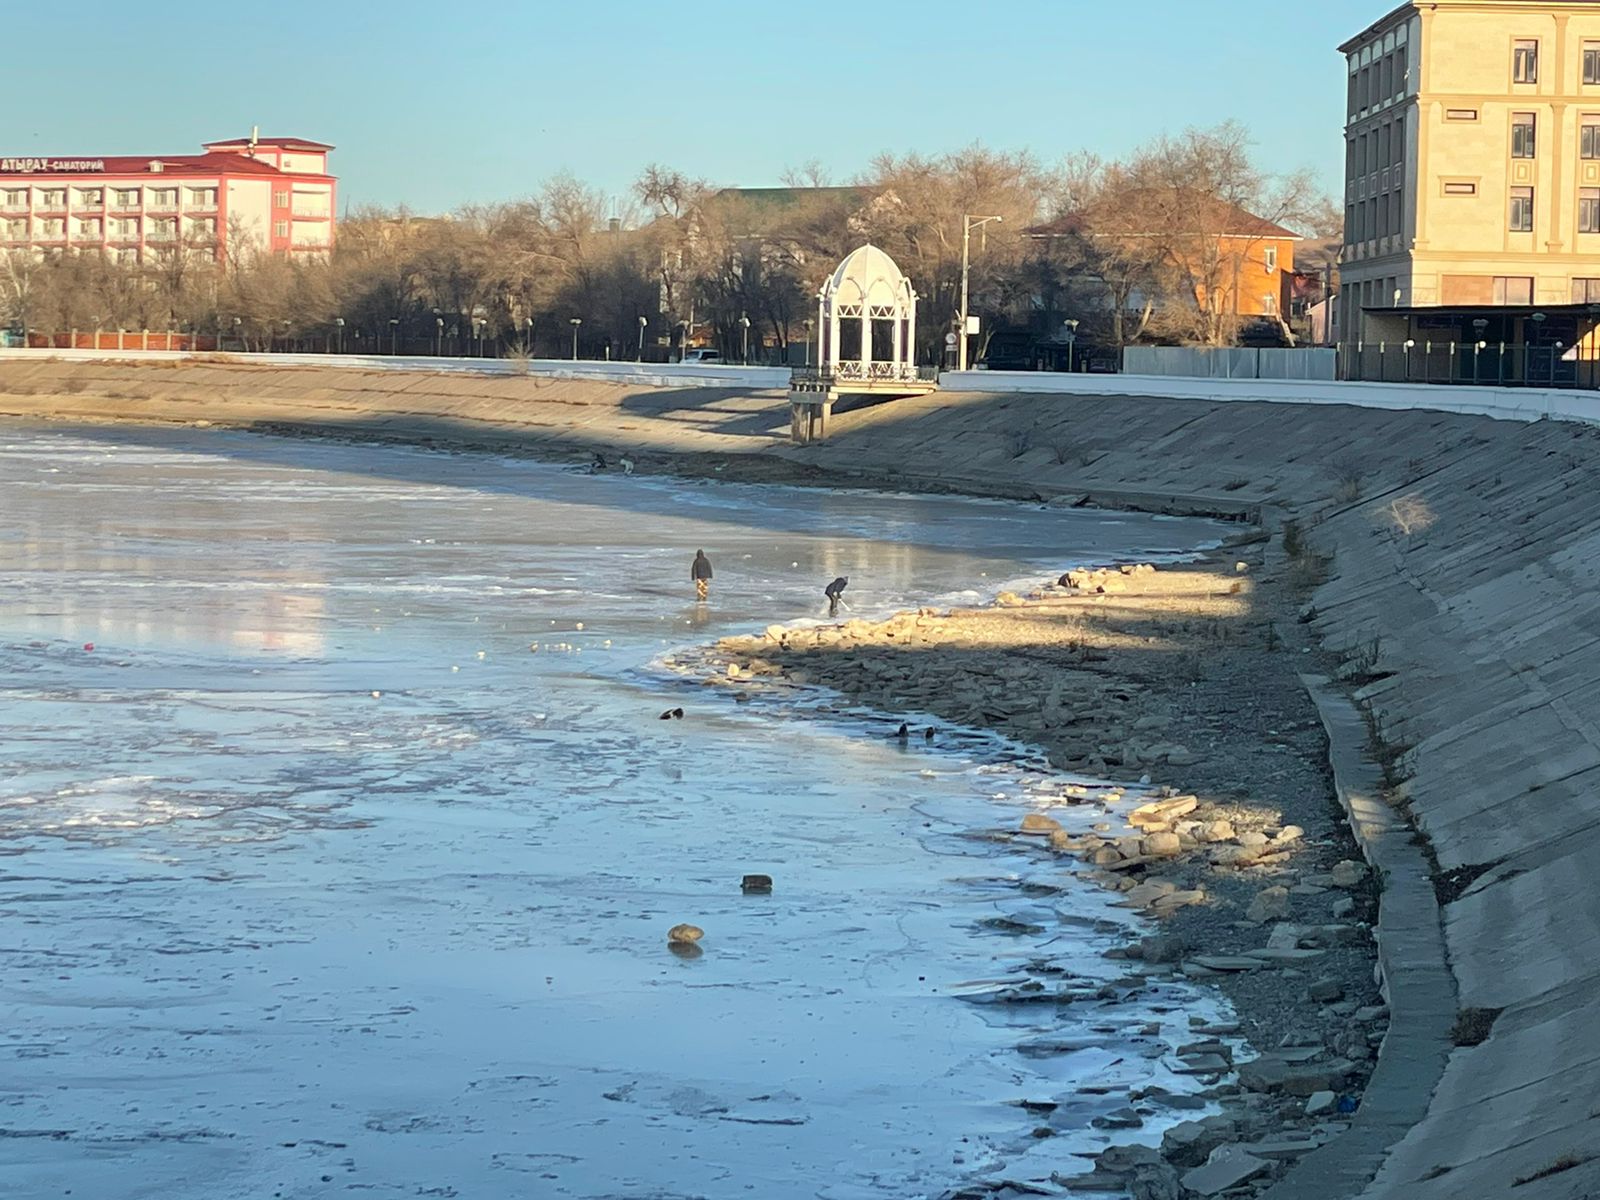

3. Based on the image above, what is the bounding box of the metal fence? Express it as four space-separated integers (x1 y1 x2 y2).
1340 341 1600 390
1123 346 1338 381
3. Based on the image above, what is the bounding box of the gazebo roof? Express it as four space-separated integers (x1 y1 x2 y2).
821 244 915 308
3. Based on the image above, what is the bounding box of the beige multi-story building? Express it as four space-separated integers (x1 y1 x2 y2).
1341 0 1600 373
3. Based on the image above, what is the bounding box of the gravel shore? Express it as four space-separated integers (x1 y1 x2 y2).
694 539 1387 1198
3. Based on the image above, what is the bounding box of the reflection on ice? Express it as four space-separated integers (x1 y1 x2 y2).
0 427 1232 1199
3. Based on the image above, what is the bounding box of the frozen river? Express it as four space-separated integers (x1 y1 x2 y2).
0 426 1229 1200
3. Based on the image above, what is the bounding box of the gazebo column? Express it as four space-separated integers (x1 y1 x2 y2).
817 292 827 370
829 308 841 374
908 293 918 367
891 311 903 372
859 311 870 378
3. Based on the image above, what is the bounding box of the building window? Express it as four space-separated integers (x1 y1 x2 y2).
73 188 102 207
1264 246 1278 273
1494 276 1534 304
1587 45 1600 85
274 190 289 207
1510 187 1534 231
1512 113 1537 158
149 189 178 210
116 247 139 266
113 188 141 209
1 189 25 209
1513 39 1539 83
1396 45 1408 95
273 220 289 238
186 188 217 207
1584 119 1600 159
1572 278 1600 302
39 189 66 208
1443 181 1478 195
1264 294 1278 314
1446 108 1480 121
1582 188 1600 233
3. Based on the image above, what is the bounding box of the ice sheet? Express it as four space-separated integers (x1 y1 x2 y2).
0 427 1231 1199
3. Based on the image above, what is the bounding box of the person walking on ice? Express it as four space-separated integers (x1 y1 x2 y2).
691 550 714 601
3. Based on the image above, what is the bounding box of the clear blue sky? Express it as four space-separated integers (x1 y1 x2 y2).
10 0 1363 214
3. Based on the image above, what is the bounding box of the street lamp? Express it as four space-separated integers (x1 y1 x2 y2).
1063 318 1080 373
803 317 814 367
637 315 648 362
569 317 582 360
434 315 444 356
334 315 345 355
473 316 486 356
388 317 400 355
957 214 1003 371
677 319 690 361
1403 337 1416 380
739 313 751 364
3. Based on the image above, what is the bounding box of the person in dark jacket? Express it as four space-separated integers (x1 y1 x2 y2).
824 576 848 616
691 550 713 601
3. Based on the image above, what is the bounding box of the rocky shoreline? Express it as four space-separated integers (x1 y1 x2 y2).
678 546 1388 1199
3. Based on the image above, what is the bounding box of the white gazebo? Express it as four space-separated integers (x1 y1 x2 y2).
789 244 937 443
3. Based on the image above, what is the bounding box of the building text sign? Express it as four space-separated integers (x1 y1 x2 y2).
0 159 107 173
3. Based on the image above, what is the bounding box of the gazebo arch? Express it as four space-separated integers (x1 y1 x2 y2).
816 244 919 382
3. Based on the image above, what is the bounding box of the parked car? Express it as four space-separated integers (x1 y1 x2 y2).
681 348 723 364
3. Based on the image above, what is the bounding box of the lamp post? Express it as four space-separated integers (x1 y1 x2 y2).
1471 319 1489 385
957 214 1003 371
569 317 582 360
473 317 486 356
1403 337 1416 381
389 317 400 355
232 315 241 352
334 316 344 355
637 315 648 362
677 319 690 362
739 313 751 364
803 317 814 367
1063 318 1080 373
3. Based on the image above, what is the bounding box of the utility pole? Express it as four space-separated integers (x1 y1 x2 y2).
958 214 1002 371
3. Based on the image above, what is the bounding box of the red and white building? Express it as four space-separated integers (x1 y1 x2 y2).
0 134 336 264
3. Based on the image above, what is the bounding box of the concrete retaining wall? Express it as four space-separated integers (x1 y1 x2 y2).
0 347 790 391
1 358 1598 1199
940 368 1600 425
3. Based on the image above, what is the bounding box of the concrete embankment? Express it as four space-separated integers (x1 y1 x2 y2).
3 356 1598 1198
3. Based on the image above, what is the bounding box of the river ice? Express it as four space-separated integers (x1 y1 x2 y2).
0 427 1233 1199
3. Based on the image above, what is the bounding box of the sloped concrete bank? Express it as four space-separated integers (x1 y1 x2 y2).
3 357 1599 1198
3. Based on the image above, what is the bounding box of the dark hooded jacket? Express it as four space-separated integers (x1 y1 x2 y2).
691 552 713 581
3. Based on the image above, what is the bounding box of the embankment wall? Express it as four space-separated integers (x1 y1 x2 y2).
1 356 1596 1199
